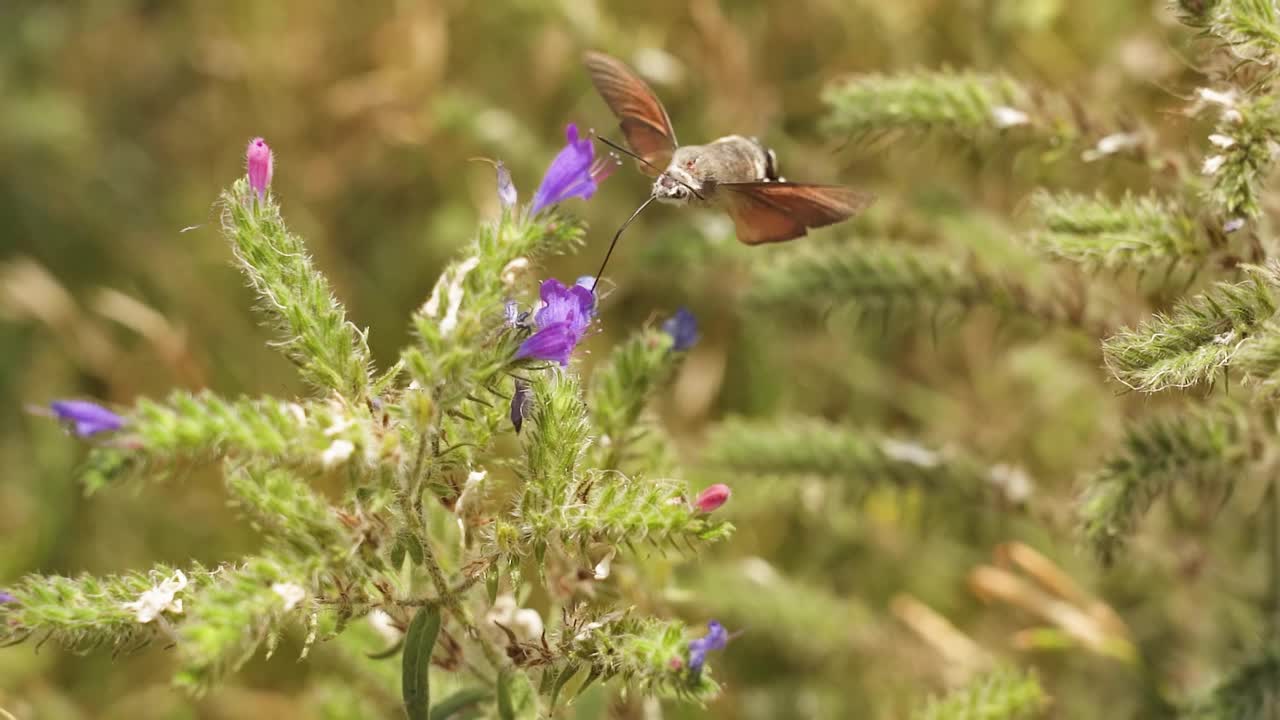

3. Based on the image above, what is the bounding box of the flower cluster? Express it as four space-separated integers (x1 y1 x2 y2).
17 125 735 716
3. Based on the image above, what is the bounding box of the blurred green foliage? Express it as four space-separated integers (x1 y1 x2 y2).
2 0 1275 718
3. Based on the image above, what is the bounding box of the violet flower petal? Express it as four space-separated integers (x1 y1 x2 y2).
510 379 531 433
531 124 598 213
495 160 517 209
50 400 125 437
662 307 699 352
515 322 579 367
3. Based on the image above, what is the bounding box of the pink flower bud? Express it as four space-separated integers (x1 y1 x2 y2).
246 137 273 202
694 483 731 513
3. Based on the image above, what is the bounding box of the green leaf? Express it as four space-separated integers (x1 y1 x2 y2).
402 606 442 720
496 668 538 720
430 687 493 720
549 664 582 709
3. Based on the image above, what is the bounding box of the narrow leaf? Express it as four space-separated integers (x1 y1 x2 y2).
402 606 442 720
430 687 493 720
497 668 538 720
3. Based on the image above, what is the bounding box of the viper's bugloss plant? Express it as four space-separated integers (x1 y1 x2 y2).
1 132 731 717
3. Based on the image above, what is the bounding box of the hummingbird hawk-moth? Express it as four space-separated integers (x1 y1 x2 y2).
583 50 875 245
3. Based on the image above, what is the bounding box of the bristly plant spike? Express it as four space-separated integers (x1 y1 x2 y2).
1101 265 1279 392
822 70 1035 139
1078 402 1250 565
1027 191 1207 270
912 666 1046 720
1182 646 1280 720
4 137 733 712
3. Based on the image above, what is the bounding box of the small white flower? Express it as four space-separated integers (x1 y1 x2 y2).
1209 133 1236 149
324 415 355 436
512 608 543 640
369 609 402 643
990 106 1030 129
271 582 306 611
1224 109 1244 124
440 256 481 336
1082 132 1141 162
422 281 443 318
123 570 188 623
633 47 685 86
880 438 940 468
501 257 530 287
1197 87 1238 108
740 556 782 586
593 549 617 580
1224 217 1246 233
455 469 489 542
486 594 544 642
286 403 307 425
573 620 605 642
801 479 826 513
321 439 355 468
987 464 1033 504
1202 154 1227 175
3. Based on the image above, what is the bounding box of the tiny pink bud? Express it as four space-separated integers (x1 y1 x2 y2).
246 137 273 202
668 656 684 670
694 483 731 513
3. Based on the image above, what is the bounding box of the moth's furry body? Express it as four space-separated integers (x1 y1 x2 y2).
654 135 781 206
583 50 873 245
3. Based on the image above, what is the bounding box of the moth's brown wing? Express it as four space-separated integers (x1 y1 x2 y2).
721 182 875 245
583 51 677 177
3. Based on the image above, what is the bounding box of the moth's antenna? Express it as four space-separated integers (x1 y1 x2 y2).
591 134 704 201
594 135 657 172
591 194 657 293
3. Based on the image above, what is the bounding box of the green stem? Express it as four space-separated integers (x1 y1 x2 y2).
1271 476 1280 642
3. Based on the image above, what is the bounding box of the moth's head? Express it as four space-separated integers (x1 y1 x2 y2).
653 149 704 204
653 172 695 203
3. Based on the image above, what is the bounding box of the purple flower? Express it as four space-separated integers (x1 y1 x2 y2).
50 400 125 437
688 620 729 677
246 137 273 202
495 160 517 209
515 279 596 366
0 591 14 604
510 379 531 433
662 307 699 352
531 124 617 213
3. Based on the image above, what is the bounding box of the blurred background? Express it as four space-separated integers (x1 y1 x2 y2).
0 1 1254 718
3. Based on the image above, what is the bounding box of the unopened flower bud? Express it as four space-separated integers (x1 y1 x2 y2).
246 137 273 202
695 483 731 513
